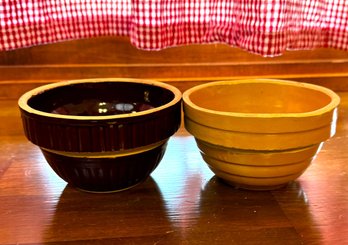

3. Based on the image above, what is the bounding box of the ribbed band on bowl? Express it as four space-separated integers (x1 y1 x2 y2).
20 103 181 152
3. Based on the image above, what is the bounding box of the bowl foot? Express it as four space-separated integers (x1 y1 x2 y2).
74 180 146 193
219 178 289 191
41 141 168 193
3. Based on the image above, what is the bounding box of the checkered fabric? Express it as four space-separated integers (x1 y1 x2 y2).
1 0 348 56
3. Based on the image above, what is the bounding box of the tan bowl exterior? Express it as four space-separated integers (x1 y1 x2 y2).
209 165 303 190
186 117 334 150
204 156 312 178
183 79 340 189
196 139 320 189
196 140 321 166
183 79 340 134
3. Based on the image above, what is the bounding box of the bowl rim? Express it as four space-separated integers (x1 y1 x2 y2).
18 78 182 120
183 79 340 118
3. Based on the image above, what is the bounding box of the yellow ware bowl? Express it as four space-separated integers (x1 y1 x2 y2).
196 139 320 189
183 79 340 190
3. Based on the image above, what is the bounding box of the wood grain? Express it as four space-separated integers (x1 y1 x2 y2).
0 93 348 244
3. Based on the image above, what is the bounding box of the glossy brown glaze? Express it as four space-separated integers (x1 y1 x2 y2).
51 100 155 116
28 82 172 115
19 79 182 152
17 79 181 192
20 106 180 152
41 142 167 192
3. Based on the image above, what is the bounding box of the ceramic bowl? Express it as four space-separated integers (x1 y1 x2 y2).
183 79 340 190
19 78 182 192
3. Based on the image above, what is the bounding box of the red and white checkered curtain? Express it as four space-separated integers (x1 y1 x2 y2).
1 0 348 56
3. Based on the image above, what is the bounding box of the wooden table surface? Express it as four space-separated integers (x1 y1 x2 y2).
1 93 348 245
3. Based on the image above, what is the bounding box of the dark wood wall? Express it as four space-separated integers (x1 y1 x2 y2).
1 36 348 99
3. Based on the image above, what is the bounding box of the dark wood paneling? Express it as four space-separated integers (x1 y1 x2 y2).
1 36 348 100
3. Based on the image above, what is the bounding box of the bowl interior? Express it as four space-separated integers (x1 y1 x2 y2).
189 82 332 114
28 82 175 116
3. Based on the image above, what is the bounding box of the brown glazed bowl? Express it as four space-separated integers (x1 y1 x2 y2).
18 78 182 192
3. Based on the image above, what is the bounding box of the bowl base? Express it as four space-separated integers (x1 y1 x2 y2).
74 180 145 193
220 178 289 191
41 141 168 193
